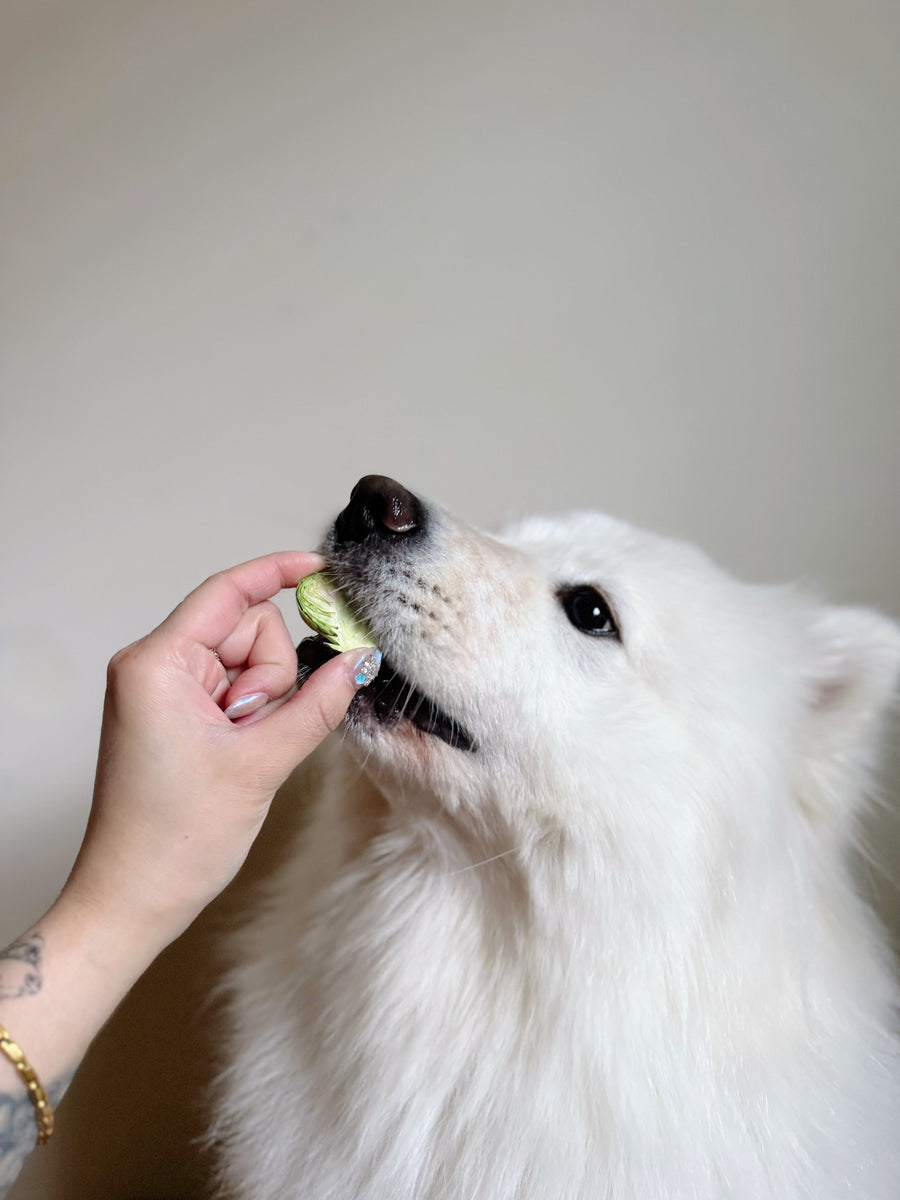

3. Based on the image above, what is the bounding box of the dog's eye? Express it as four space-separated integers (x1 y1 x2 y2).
559 586 619 639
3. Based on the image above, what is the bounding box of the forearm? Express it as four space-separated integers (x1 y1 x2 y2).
0 894 165 1195
0 553 365 1195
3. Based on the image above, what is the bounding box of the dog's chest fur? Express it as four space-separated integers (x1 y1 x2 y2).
213 751 899 1200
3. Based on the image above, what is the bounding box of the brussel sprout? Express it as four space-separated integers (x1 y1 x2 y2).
295 572 375 652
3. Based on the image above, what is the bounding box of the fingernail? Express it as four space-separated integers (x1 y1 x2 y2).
349 649 382 689
224 692 268 720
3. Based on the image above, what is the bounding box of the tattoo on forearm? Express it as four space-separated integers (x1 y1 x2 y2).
0 1072 70 1194
0 935 43 1001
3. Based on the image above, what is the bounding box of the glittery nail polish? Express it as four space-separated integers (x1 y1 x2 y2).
351 650 382 688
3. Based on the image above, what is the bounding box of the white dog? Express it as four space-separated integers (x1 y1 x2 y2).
212 476 900 1199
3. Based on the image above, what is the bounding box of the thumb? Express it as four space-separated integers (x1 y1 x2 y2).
248 648 382 780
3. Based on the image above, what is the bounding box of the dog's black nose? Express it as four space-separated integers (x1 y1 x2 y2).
333 475 423 544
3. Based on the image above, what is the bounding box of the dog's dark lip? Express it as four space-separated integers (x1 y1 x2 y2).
296 636 476 753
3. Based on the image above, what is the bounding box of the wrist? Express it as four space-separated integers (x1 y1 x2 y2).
54 872 194 983
0 896 167 1102
62 814 236 964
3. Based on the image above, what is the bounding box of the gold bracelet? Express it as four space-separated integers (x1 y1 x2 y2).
0 1023 54 1145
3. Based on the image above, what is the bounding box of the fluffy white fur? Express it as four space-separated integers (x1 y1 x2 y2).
212 494 900 1199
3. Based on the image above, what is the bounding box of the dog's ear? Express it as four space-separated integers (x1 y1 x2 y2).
799 605 900 831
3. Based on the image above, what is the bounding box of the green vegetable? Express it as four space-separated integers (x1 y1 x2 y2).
295 572 375 652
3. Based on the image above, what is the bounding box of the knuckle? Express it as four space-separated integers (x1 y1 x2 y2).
106 639 150 685
308 694 334 733
302 687 346 738
256 599 288 635
106 644 134 679
289 694 332 746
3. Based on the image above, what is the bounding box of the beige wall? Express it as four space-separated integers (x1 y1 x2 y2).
2 1 899 1195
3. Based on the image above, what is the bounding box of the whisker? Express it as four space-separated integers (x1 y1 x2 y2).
444 844 526 877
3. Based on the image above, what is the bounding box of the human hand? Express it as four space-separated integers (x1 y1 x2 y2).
63 551 379 953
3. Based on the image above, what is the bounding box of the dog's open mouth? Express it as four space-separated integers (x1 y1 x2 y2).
296 637 476 753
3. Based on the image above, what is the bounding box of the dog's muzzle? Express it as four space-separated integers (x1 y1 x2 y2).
297 475 476 753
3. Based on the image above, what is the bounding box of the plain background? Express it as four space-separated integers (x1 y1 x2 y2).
2 1 899 1195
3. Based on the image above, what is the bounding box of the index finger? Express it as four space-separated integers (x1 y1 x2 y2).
159 551 326 650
